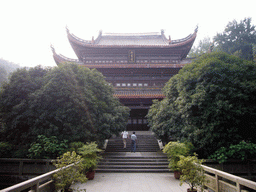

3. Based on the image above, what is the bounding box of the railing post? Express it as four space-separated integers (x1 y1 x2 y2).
236 182 241 192
215 172 219 192
29 182 39 192
46 161 50 172
19 161 23 175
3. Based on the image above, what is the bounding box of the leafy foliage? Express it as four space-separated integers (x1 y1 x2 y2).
178 154 206 191
53 151 87 191
78 142 103 171
147 76 183 144
0 66 8 87
0 58 20 87
0 63 129 158
0 66 49 146
188 37 213 57
163 141 192 171
69 141 85 153
209 141 256 163
148 52 256 157
214 18 256 61
28 135 68 159
0 142 13 158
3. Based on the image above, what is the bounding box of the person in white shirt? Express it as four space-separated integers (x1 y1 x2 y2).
130 132 137 153
121 130 129 148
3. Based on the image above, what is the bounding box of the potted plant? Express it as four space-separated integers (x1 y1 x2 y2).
52 151 87 192
177 154 207 192
163 141 191 179
78 141 103 180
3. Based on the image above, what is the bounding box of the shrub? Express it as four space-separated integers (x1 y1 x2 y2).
0 142 13 158
53 151 87 192
28 135 68 159
163 141 192 171
78 142 103 172
178 154 207 191
209 141 256 163
69 142 85 153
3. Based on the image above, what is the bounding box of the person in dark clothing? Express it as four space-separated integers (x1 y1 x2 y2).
131 132 137 153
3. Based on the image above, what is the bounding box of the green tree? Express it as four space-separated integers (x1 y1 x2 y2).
147 74 185 144
0 66 49 147
28 63 129 146
53 151 87 191
0 58 20 87
28 135 68 159
0 63 129 157
188 37 213 57
214 18 256 61
0 66 8 87
148 52 256 157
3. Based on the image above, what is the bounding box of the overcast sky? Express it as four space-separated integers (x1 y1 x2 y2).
1 0 256 67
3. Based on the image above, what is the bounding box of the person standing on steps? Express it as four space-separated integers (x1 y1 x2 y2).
121 130 129 149
131 132 137 153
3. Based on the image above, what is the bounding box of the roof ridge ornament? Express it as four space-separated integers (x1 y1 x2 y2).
66 25 69 33
195 25 198 33
50 44 56 54
99 30 102 36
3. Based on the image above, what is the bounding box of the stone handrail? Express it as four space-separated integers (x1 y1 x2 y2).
202 164 256 192
0 163 74 192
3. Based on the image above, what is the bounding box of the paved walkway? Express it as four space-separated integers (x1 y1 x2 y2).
72 172 190 192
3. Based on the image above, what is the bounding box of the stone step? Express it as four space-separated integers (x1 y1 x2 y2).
106 144 159 147
107 143 159 146
106 145 159 148
105 149 160 152
96 168 170 173
97 165 169 170
105 147 160 150
99 132 169 173
101 158 167 162
99 162 168 166
107 140 158 143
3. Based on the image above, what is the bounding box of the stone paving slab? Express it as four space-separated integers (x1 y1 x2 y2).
72 172 190 192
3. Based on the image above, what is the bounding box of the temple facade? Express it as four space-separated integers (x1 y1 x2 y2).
52 28 197 131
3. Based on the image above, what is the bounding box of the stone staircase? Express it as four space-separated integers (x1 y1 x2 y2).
105 134 160 152
97 131 170 173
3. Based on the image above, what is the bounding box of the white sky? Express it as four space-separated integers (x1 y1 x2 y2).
0 0 255 67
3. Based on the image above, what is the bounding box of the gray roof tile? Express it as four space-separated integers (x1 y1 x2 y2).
95 32 169 46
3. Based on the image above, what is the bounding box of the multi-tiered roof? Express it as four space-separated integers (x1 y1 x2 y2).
52 27 197 68
52 28 197 102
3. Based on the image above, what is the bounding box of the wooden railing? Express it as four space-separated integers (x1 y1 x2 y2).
202 165 256 192
2 162 256 192
0 158 55 176
0 163 74 192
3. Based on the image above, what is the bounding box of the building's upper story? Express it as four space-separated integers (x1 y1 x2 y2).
52 27 197 69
